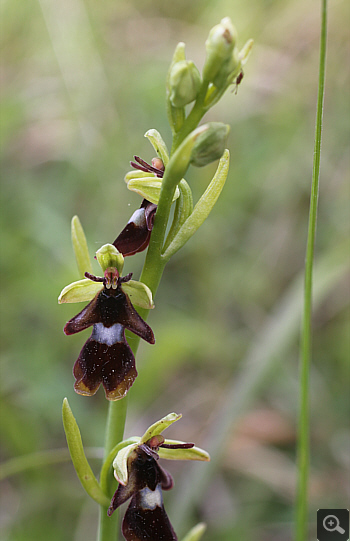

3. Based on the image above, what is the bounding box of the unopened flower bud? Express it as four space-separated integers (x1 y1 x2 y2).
202 17 237 82
212 48 240 88
190 122 230 167
169 60 201 108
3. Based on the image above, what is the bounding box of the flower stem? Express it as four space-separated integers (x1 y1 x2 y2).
98 397 128 541
171 80 209 152
295 1 327 540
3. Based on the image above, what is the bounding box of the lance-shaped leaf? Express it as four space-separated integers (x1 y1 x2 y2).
62 398 110 507
126 177 180 205
96 244 124 274
121 280 155 310
58 278 103 304
71 216 93 278
181 523 207 541
158 440 210 462
144 129 170 166
162 149 230 261
140 413 182 443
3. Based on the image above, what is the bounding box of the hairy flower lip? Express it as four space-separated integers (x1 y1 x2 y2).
63 267 154 400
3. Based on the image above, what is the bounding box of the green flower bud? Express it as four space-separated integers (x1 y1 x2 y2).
202 17 237 82
190 122 230 167
169 60 201 108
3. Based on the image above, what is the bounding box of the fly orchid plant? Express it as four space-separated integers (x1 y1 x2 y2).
59 17 253 541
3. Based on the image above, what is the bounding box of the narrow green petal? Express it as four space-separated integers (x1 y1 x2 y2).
121 280 155 309
71 216 93 278
127 178 180 205
140 413 182 443
58 278 103 304
112 442 139 485
96 244 124 274
62 398 110 507
144 129 170 165
158 440 210 462
162 149 230 261
181 523 207 541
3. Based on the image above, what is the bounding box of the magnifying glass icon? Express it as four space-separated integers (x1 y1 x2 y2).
323 515 345 534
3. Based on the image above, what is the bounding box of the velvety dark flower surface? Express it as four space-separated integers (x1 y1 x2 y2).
64 269 154 400
108 440 179 541
107 413 210 541
113 199 157 256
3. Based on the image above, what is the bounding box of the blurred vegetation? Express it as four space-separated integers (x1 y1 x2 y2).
0 0 349 540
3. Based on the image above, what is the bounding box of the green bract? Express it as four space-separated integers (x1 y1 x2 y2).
112 413 210 486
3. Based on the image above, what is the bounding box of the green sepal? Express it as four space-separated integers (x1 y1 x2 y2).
58 278 103 304
163 179 193 253
126 177 180 205
124 171 156 182
140 412 182 443
96 244 124 274
166 42 187 133
121 280 155 309
144 129 169 165
181 523 207 541
71 216 93 278
162 149 230 261
100 437 140 495
112 441 140 486
158 440 210 462
62 398 110 507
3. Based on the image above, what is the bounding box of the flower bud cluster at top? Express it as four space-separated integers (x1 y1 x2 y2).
167 17 253 122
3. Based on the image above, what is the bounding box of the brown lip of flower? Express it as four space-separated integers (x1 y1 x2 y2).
107 437 194 541
113 156 163 256
64 269 154 400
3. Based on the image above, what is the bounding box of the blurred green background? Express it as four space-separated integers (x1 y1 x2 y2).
1 0 349 540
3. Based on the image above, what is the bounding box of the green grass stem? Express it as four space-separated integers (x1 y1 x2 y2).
295 1 328 539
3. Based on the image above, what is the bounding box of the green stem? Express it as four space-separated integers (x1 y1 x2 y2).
98 114 193 540
171 80 209 152
98 398 128 541
295 1 327 540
